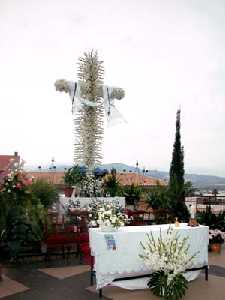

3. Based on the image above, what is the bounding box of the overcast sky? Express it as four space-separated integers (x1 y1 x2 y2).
1 0 225 176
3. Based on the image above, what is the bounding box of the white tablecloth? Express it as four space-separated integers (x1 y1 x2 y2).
89 224 209 289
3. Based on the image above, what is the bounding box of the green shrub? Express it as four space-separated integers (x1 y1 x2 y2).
146 184 190 223
147 186 169 210
29 179 58 208
123 184 142 201
196 206 225 230
103 169 122 197
3 206 43 258
64 165 86 186
0 169 51 259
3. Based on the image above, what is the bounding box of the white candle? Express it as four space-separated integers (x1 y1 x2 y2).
190 205 195 219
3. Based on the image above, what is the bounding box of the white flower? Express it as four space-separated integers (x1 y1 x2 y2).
140 227 197 278
88 200 126 229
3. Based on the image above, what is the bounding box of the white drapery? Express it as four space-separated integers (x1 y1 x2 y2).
89 224 209 289
65 81 126 126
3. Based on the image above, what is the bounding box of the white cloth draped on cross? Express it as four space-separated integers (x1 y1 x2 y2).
55 79 126 127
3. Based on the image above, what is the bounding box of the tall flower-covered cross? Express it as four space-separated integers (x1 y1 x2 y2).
55 50 125 171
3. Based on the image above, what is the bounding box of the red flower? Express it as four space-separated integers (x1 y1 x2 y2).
16 183 22 189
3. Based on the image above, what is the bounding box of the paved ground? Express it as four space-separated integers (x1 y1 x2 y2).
1 258 100 300
0 252 225 300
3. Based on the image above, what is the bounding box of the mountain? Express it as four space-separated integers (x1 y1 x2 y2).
100 163 225 189
25 162 225 190
101 163 169 178
184 173 225 189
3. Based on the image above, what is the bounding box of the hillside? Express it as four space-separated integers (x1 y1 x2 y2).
101 163 225 189
25 163 225 189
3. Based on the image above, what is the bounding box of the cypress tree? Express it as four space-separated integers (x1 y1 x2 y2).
169 109 189 220
169 109 184 194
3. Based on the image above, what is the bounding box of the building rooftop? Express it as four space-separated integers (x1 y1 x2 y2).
117 172 166 186
27 171 166 187
28 171 65 185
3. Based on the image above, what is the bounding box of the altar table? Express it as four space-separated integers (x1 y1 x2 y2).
89 224 209 289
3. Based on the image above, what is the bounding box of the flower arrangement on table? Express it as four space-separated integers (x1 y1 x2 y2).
209 229 225 244
140 227 198 300
88 200 128 231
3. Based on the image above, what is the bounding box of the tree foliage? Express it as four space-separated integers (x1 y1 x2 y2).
64 165 86 186
0 168 51 259
148 271 188 300
103 169 122 197
184 181 195 197
122 183 143 206
147 185 169 210
4 206 43 258
168 110 189 221
146 111 190 222
29 179 58 208
169 110 185 197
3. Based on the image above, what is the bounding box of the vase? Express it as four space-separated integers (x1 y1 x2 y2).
100 225 118 232
210 243 221 253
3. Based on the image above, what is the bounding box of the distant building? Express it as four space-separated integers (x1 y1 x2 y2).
116 172 167 188
185 195 225 215
28 171 65 189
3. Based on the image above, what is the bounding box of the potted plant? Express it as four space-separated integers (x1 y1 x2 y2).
140 227 198 300
209 229 225 253
64 165 86 197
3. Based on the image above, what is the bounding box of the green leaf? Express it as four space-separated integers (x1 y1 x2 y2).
148 272 188 300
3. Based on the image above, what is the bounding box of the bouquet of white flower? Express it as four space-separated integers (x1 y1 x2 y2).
88 200 128 230
209 229 225 244
140 226 198 300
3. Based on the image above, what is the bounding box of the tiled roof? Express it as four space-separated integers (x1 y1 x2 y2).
116 172 167 187
27 171 166 187
28 172 65 185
